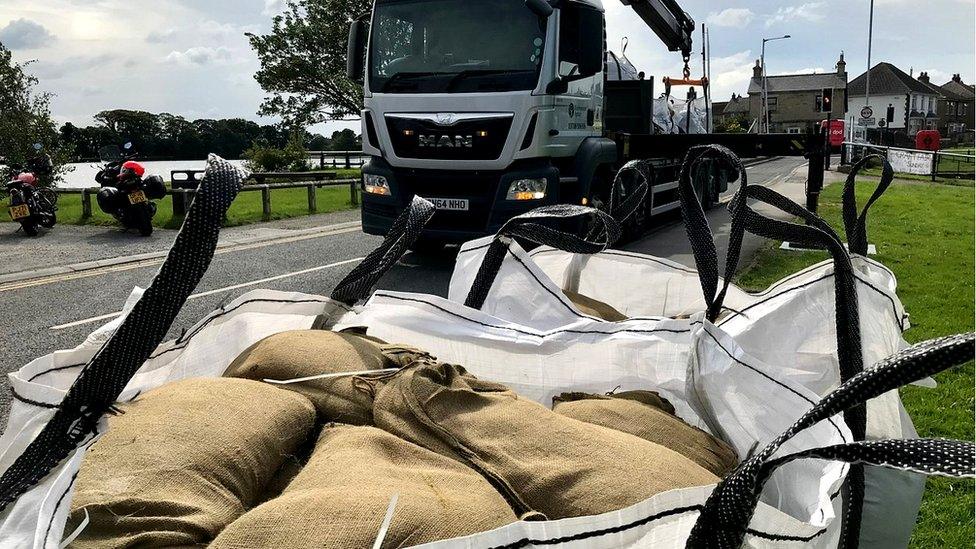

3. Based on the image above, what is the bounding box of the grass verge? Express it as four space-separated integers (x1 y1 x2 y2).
736 179 975 548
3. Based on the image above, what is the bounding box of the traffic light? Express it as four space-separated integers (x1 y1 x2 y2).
821 88 833 113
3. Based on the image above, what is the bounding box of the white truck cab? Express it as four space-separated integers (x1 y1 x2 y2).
347 0 693 243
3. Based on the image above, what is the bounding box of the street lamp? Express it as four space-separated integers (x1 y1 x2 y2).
761 34 791 133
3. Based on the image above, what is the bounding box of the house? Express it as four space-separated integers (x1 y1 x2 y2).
713 94 751 131
746 53 848 134
847 62 941 135
931 73 975 141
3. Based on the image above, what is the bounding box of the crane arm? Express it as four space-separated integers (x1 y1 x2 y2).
618 0 695 57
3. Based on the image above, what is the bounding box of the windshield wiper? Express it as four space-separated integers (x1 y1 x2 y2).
444 69 534 92
381 71 446 92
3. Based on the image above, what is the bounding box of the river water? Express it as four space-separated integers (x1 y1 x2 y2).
57 160 250 189
55 154 367 189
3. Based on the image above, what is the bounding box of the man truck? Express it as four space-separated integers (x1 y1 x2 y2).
346 0 820 248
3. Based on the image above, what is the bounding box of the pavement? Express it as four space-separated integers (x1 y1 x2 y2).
0 156 820 427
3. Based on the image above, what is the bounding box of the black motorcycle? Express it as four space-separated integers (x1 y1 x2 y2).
95 143 166 237
4 144 57 237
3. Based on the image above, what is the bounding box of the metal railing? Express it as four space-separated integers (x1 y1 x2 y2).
841 142 975 181
307 150 367 169
59 178 361 221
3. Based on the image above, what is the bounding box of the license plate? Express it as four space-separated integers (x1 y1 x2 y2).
9 204 29 220
429 198 469 211
128 191 148 205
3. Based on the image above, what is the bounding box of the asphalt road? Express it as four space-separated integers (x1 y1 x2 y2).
0 156 809 426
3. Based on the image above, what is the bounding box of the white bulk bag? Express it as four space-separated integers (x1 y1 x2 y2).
0 165 970 549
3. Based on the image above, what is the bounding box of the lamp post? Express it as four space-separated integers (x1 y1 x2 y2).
865 0 875 109
761 34 791 133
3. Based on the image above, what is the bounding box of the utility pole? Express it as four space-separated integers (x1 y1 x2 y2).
761 35 791 133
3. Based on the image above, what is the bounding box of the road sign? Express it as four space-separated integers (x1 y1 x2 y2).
877 119 887 128
860 106 874 119
857 117 876 126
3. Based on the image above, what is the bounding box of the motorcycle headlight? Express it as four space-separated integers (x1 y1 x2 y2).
364 174 391 196
506 178 547 201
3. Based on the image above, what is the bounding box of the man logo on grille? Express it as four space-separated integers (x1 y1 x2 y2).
419 135 474 148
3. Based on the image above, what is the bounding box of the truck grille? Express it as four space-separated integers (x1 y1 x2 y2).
386 113 513 161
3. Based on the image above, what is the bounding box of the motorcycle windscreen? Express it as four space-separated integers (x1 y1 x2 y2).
98 145 123 163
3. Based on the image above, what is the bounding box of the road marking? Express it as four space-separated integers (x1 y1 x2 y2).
49 257 364 331
1 222 362 293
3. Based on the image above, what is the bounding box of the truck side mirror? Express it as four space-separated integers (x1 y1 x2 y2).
525 0 553 18
346 18 368 83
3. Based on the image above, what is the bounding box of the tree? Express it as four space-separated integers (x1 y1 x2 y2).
330 128 358 151
0 42 69 184
249 0 371 127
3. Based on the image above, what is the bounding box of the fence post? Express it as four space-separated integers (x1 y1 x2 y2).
81 189 92 218
349 179 359 207
931 151 938 182
262 185 272 220
307 184 317 212
319 152 325 169
345 152 351 169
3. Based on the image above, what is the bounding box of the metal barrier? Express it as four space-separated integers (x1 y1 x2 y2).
841 142 976 181
308 151 367 169
60 178 361 221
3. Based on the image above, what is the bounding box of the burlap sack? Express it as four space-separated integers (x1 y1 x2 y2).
224 330 427 425
552 391 738 477
67 378 316 548
564 290 627 321
373 363 719 520
210 424 519 548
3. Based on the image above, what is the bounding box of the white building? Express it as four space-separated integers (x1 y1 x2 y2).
847 62 941 135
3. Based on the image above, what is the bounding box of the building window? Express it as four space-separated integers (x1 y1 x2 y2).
787 127 802 134
767 96 778 111
814 94 822 111
911 95 917 110
962 103 969 116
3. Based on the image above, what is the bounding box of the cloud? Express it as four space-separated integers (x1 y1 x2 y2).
165 46 234 65
262 0 287 16
0 18 56 50
709 50 757 100
146 29 177 44
31 54 118 80
773 67 826 76
765 3 827 27
706 8 755 28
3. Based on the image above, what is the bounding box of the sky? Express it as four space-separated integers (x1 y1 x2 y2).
1 0 974 138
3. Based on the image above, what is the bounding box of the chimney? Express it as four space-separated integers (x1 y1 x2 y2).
836 52 846 76
953 74 963 83
918 71 930 84
753 59 762 80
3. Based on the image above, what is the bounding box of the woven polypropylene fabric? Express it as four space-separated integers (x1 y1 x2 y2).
686 332 976 549
330 195 435 305
464 204 622 310
0 154 244 512
842 155 894 256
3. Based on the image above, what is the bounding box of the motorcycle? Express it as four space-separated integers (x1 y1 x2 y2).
4 143 58 237
94 143 166 237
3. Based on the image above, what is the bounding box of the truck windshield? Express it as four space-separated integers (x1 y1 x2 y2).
369 0 546 93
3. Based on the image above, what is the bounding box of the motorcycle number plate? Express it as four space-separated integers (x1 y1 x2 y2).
128 191 148 205
9 204 29 220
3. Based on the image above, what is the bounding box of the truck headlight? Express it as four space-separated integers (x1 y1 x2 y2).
363 174 390 196
506 178 547 201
